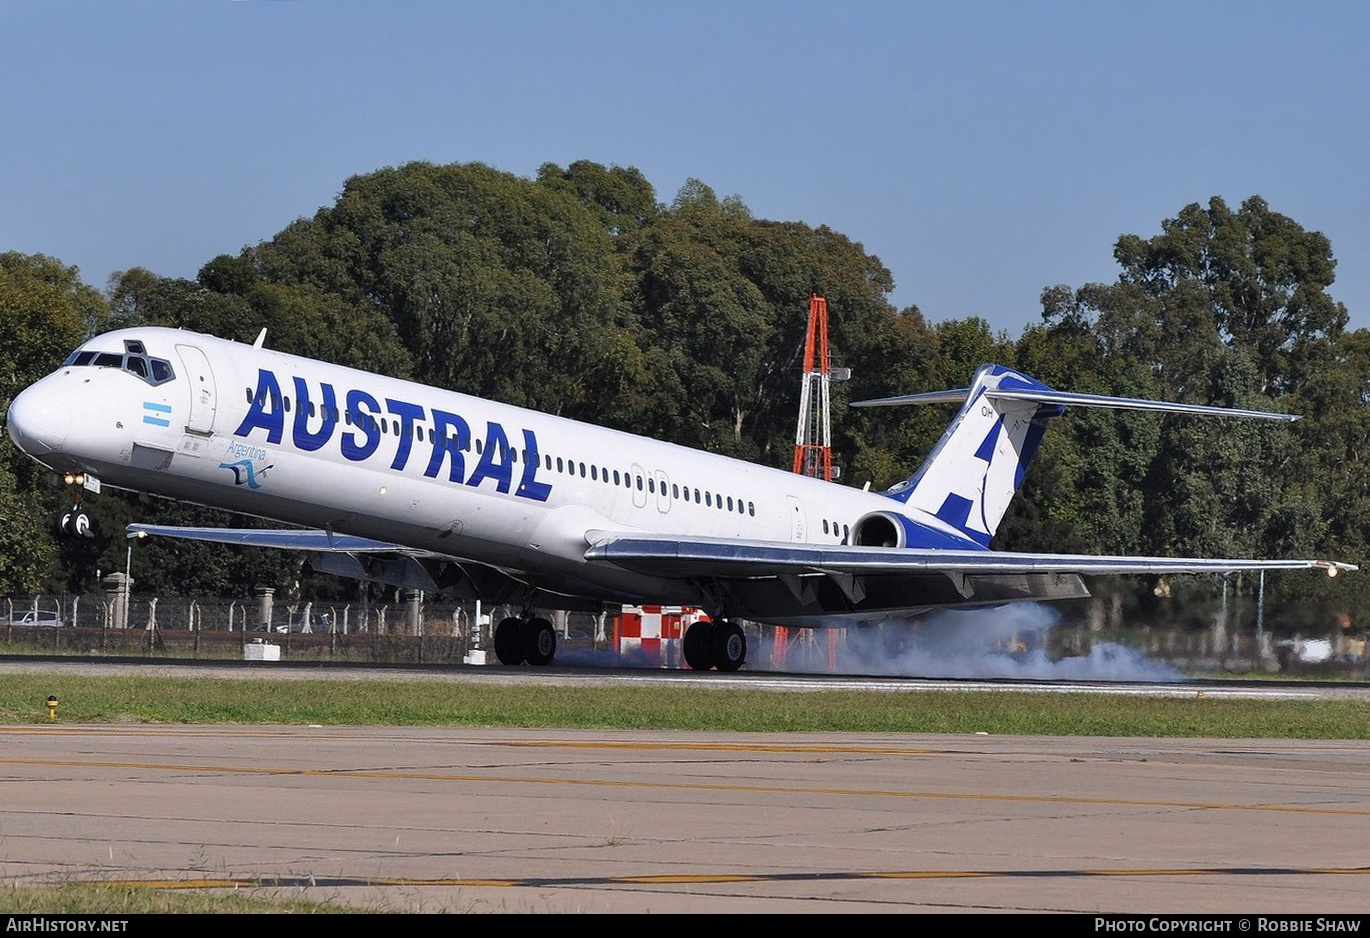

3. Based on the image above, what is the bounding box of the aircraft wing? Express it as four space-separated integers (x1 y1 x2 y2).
583 532 1356 579
129 523 1357 579
126 524 419 555
126 523 528 602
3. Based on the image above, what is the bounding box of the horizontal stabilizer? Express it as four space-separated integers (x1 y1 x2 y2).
853 386 1298 421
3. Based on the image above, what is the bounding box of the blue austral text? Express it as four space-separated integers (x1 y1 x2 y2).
232 369 553 502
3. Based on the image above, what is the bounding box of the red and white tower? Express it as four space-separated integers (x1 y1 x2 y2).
792 295 834 481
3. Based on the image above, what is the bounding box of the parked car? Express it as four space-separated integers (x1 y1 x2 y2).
287 612 331 633
6 610 64 627
253 613 331 634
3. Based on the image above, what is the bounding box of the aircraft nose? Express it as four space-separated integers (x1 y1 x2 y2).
7 380 71 456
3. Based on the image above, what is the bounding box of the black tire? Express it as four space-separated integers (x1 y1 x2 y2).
712 620 746 672
520 617 557 666
682 621 715 671
72 509 93 538
494 616 525 665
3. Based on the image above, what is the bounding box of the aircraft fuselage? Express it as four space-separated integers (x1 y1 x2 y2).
7 327 979 618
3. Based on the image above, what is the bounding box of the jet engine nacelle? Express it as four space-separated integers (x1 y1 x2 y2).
850 510 910 549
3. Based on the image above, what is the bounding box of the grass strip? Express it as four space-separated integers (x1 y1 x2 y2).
0 883 360 914
1 674 1368 737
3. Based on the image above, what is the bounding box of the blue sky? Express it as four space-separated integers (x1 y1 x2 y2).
2 1 1367 337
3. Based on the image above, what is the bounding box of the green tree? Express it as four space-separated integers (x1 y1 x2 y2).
1019 197 1353 626
0 252 106 408
247 161 645 420
841 305 945 491
622 180 904 474
0 253 108 594
1113 196 1347 394
536 160 659 235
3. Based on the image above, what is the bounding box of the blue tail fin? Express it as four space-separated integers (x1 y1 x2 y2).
875 366 1059 546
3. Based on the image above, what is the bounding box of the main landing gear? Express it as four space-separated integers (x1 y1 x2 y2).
493 615 557 666
682 619 747 672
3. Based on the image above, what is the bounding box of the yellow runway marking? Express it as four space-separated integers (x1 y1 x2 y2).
619 875 768 884
0 727 944 755
63 866 1370 892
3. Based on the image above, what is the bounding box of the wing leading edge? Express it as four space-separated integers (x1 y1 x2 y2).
583 531 1355 579
127 523 410 554
125 523 554 607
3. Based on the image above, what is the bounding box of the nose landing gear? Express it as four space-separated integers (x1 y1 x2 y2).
54 472 97 539
56 506 94 538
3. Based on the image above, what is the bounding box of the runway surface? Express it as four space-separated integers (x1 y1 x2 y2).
3 722 1369 913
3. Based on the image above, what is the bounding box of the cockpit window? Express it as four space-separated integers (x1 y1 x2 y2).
63 340 176 387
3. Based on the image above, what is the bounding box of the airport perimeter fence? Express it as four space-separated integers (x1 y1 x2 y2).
0 593 1364 674
0 593 609 664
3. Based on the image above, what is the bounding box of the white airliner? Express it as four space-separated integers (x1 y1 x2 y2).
6 327 1355 671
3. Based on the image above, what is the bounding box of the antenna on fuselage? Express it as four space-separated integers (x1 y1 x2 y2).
253 328 267 349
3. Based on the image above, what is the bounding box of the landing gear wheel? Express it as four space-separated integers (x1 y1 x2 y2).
712 620 746 672
520 617 557 666
494 616 526 665
55 507 93 539
683 621 716 671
